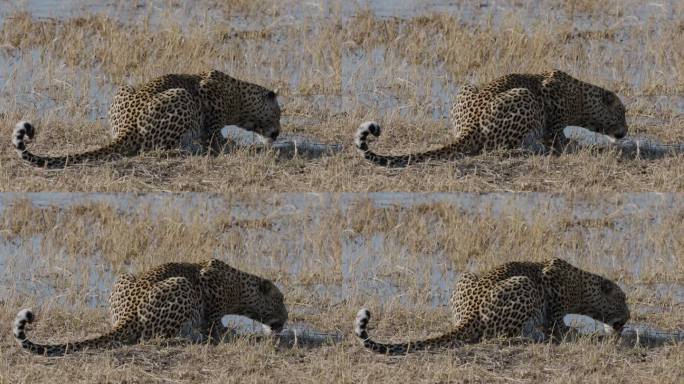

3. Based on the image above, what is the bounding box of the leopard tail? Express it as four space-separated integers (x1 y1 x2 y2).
12 121 139 168
13 308 140 357
354 308 480 355
354 121 480 167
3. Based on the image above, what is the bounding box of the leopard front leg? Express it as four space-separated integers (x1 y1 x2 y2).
178 112 231 155
543 302 574 341
540 258 578 341
199 120 230 155
199 307 232 342
542 128 572 154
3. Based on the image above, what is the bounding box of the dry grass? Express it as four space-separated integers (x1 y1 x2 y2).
0 0 682 192
0 195 682 383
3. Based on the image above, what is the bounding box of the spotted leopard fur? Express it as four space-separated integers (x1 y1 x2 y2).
355 258 629 355
355 70 628 167
12 70 281 168
13 259 287 356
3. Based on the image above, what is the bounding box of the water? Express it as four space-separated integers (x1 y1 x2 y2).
0 0 111 20
4 1 680 26
349 0 682 32
0 0 227 29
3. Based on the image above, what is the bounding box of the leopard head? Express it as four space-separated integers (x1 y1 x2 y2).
543 258 630 332
235 87 281 144
579 83 628 139
232 270 288 333
579 274 630 332
201 70 281 143
203 259 288 334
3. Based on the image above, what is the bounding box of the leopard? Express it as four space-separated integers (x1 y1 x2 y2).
13 259 288 356
12 70 281 168
354 70 628 167
354 258 629 355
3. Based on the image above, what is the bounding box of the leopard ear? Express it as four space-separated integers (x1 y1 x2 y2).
542 70 572 90
544 258 572 271
199 70 226 90
541 258 573 280
259 280 273 294
546 69 571 82
602 91 616 105
266 90 277 99
600 279 613 294
204 69 223 80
